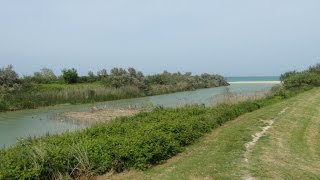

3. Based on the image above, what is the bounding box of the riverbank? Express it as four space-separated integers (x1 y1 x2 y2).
105 88 320 179
0 83 277 148
0 83 305 179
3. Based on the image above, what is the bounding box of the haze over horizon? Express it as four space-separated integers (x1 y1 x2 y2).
1 0 320 76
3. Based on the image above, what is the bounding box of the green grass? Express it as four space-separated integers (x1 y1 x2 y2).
249 88 320 179
1 84 145 111
30 82 104 91
105 88 320 180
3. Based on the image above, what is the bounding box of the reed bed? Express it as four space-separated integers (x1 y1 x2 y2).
214 88 271 105
2 86 144 110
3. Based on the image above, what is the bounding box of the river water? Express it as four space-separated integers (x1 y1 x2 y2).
0 83 277 147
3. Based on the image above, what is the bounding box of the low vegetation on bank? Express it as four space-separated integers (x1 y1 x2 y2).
0 64 319 179
0 65 228 111
281 63 320 89
0 98 274 179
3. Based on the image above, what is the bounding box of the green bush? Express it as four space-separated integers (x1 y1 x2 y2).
62 68 79 84
281 63 320 89
283 72 320 89
0 100 8 111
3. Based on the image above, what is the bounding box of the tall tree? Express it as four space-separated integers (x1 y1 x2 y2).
0 65 21 93
62 68 78 84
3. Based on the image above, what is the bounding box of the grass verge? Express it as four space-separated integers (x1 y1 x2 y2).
105 88 320 179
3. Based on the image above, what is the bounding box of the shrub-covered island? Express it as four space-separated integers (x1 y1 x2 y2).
0 65 228 111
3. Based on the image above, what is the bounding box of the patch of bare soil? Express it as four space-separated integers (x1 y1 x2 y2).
59 108 141 125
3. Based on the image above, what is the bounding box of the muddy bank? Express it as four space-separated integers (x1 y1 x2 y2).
60 108 142 125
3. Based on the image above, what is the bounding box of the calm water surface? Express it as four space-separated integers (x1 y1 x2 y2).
0 83 276 147
226 76 279 82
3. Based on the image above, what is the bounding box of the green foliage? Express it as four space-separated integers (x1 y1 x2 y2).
280 63 320 89
146 71 228 93
0 61 312 178
106 67 146 90
0 85 144 110
145 72 228 95
62 68 79 84
0 100 8 112
308 63 320 73
0 65 21 93
28 68 57 84
0 65 228 111
280 70 298 81
97 69 108 80
0 88 299 179
283 72 320 88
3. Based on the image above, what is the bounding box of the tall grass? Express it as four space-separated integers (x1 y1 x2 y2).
214 88 271 105
1 86 144 111
0 81 228 111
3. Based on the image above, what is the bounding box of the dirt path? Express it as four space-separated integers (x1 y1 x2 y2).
247 90 320 179
243 107 288 180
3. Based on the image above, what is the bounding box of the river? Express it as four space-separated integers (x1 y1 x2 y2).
0 83 277 147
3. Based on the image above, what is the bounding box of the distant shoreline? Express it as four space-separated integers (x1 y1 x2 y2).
228 81 281 84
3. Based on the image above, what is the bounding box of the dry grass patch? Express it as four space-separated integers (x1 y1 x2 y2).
59 108 142 125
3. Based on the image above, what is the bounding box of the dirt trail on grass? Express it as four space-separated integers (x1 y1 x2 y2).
247 90 320 179
243 107 288 180
98 88 320 180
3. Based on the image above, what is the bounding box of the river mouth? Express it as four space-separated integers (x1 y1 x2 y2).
0 83 277 148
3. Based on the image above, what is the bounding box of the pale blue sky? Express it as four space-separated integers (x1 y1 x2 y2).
0 0 319 76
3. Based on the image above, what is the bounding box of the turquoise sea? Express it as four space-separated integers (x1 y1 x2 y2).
226 76 280 82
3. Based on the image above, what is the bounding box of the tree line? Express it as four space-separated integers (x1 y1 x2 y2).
0 65 228 94
280 63 320 89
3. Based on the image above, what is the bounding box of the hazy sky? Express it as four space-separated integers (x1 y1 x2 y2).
0 0 320 76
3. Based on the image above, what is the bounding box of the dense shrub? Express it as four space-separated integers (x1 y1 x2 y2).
28 68 57 84
146 71 228 92
282 71 320 88
281 63 320 89
0 65 229 111
0 65 21 93
62 68 79 84
0 100 8 111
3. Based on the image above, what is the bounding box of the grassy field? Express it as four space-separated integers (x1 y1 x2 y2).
105 88 320 179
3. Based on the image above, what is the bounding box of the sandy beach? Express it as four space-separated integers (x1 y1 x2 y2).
229 81 281 84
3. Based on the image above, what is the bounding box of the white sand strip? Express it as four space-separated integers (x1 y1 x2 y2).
229 81 281 84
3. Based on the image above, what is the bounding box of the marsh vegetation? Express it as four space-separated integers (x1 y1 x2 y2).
0 65 228 111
